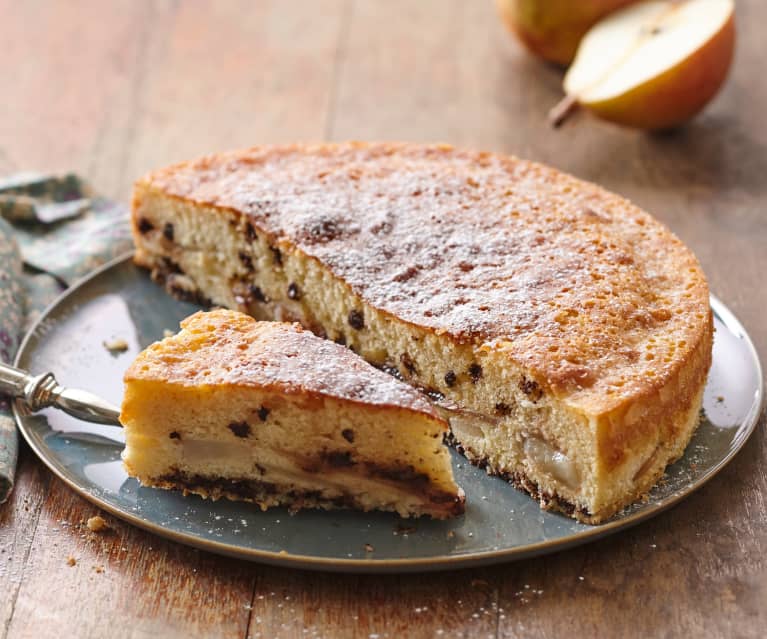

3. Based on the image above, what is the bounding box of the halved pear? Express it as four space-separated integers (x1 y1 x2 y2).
557 0 735 129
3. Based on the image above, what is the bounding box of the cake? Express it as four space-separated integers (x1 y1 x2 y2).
120 309 465 519
130 142 713 523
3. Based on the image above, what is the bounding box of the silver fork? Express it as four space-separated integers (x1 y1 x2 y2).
0 361 121 426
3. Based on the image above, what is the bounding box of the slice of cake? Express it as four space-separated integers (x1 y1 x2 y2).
131 142 713 523
120 309 465 519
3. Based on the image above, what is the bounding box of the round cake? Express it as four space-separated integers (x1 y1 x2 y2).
131 142 713 523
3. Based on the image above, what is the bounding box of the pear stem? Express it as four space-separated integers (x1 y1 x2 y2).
549 94 580 128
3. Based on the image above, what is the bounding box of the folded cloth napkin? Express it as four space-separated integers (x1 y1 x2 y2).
0 173 132 502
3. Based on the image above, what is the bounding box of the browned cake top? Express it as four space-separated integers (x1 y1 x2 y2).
140 143 711 412
125 309 444 419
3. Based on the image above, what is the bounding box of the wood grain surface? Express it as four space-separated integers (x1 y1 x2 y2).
1 1 765 638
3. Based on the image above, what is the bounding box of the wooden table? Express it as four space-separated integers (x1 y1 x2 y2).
1 2 765 637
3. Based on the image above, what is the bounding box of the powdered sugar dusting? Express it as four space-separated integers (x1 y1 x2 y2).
127 309 441 418
145 143 710 410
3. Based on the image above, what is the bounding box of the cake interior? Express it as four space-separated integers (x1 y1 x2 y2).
121 378 463 519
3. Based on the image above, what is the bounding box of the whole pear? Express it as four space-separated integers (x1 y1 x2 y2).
496 0 637 66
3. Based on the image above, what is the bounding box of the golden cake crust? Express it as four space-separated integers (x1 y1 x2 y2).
138 142 712 420
126 309 444 420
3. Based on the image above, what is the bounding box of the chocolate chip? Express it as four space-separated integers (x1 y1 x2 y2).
341 428 355 443
137 217 154 234
444 370 457 387
468 364 483 383
324 451 355 467
257 406 270 422
228 421 251 438
160 256 183 274
168 283 198 304
238 251 254 272
348 309 364 330
245 221 257 241
169 431 181 440
270 246 282 265
495 402 513 416
249 285 268 303
163 222 174 241
367 462 428 486
518 376 543 402
400 352 417 376
287 283 301 300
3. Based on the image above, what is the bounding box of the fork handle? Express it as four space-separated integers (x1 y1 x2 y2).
0 361 122 426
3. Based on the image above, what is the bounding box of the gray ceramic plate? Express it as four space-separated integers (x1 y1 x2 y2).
13 254 763 573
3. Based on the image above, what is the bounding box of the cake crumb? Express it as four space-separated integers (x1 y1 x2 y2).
66 556 77 567
163 329 174 338
87 515 108 532
447 530 455 539
93 565 104 573
364 543 374 553
103 338 129 354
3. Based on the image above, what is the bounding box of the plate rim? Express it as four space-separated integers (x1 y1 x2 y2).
12 252 765 573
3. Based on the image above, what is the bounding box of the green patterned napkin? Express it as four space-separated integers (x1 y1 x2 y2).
0 174 132 502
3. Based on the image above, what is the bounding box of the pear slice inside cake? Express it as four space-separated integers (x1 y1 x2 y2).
120 309 465 519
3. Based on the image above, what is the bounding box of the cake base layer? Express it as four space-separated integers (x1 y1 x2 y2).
143 468 464 518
